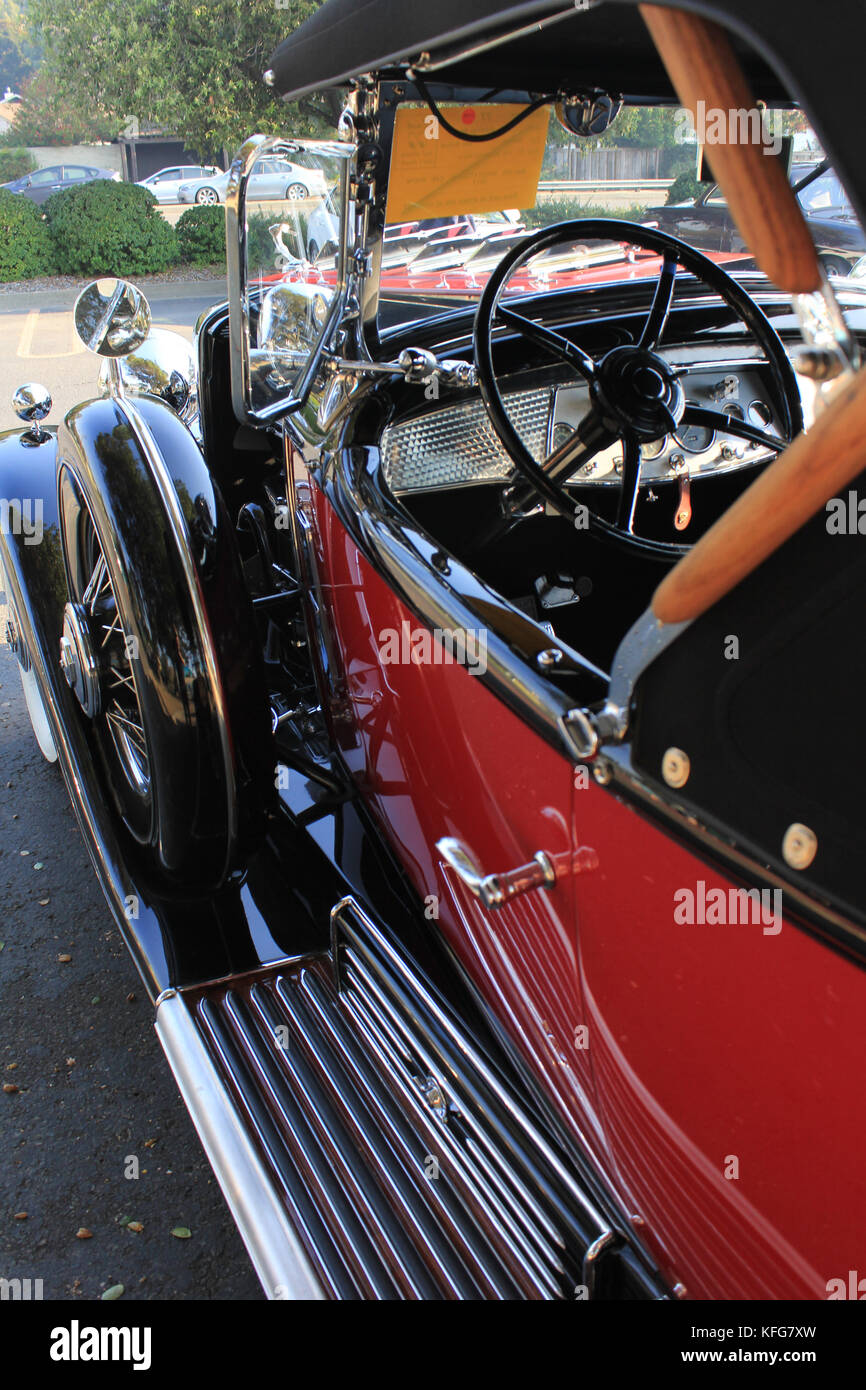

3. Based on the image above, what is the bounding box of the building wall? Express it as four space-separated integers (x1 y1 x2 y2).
27 144 123 174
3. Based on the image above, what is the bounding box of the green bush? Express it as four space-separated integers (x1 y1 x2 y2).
0 148 37 184
176 204 226 264
522 198 647 229
665 172 702 205
43 180 178 276
0 189 56 281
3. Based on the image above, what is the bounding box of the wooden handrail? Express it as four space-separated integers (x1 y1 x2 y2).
652 369 866 625
639 5 821 294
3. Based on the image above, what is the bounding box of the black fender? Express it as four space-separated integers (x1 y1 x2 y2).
56 394 273 889
0 422 180 992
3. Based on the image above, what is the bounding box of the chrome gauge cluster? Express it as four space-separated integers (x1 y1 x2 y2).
551 357 782 486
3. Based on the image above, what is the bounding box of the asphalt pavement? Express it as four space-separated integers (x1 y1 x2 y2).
0 281 263 1302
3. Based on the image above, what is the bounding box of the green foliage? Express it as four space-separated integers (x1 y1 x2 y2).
0 187 55 279
0 0 40 94
0 146 35 182
27 0 331 160
246 210 282 277
11 66 117 145
43 180 178 275
176 204 225 265
665 172 702 206
522 198 647 229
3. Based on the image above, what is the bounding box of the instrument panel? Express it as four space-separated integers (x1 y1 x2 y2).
550 360 782 487
380 351 788 496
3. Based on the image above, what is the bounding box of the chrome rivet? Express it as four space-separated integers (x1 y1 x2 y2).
662 746 690 788
782 822 817 870
537 648 562 669
592 758 613 786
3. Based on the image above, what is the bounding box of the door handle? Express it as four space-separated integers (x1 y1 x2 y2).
436 836 556 909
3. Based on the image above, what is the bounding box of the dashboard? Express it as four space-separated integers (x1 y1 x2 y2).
380 344 784 497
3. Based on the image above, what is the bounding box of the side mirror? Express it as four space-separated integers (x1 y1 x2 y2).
73 278 152 358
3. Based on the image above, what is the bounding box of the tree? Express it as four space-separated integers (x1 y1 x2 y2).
10 67 116 144
0 0 40 94
27 0 327 160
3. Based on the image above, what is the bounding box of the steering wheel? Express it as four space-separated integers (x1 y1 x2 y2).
474 219 804 558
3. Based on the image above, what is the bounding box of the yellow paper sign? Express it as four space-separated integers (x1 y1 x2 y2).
385 104 549 222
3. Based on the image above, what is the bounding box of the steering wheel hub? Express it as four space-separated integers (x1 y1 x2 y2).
592 345 685 442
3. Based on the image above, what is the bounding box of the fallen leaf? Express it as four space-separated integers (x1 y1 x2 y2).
65 1057 75 1068
19 850 29 856
3 1083 18 1094
33 862 43 871
143 1138 157 1149
13 1212 27 1220
0 942 4 952
38 900 49 906
76 1228 92 1240
91 996 101 1005
126 993 136 1003
126 1221 143 1233
117 1216 130 1227
171 1226 191 1240
58 954 71 964
101 1284 124 1301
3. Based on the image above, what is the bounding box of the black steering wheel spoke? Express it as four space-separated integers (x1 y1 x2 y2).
497 304 596 383
615 434 643 533
682 403 786 453
638 253 678 350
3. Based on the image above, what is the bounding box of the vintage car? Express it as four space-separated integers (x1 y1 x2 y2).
2 0 866 1303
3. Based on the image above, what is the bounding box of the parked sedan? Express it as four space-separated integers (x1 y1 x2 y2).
643 163 864 277
136 164 222 204
1 163 119 204
177 157 326 205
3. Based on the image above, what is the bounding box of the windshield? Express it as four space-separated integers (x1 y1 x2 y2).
352 103 863 327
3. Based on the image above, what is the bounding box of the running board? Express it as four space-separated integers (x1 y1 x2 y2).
156 896 669 1300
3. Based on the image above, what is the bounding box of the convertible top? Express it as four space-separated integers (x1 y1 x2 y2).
266 0 866 232
267 0 788 103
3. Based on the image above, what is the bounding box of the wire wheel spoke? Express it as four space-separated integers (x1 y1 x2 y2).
76 506 151 799
107 702 148 763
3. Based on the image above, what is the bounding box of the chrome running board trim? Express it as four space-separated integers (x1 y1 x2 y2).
154 988 324 1301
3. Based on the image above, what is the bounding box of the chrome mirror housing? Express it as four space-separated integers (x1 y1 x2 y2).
225 133 356 427
73 278 152 358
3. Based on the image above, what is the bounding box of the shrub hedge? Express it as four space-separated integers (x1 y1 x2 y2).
0 148 37 184
43 180 178 276
665 172 702 205
176 204 225 264
0 189 56 281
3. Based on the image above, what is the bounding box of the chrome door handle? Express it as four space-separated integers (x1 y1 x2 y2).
436 836 556 909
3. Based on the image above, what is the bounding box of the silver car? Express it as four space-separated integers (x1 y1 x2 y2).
177 157 326 205
136 165 222 204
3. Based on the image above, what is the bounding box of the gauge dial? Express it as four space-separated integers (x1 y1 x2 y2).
641 436 667 460
674 408 715 454
749 399 773 428
551 421 574 451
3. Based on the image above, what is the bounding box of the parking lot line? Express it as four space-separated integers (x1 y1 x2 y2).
18 308 86 359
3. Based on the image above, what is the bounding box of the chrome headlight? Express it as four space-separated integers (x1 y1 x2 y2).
98 328 198 424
